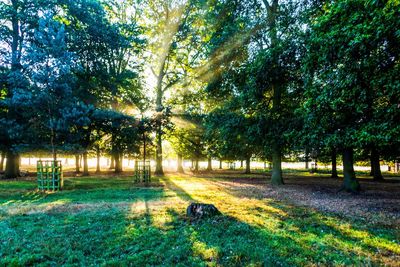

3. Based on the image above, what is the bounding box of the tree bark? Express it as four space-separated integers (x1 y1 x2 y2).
96 148 101 173
271 144 284 185
109 155 115 169
370 148 383 181
82 152 89 176
177 153 184 173
305 149 309 170
219 160 222 169
115 153 123 173
194 158 199 173
331 149 338 178
4 1 22 179
0 151 5 171
154 61 165 176
155 121 164 175
4 150 19 179
75 154 80 173
341 148 360 193
240 160 243 168
267 0 283 185
245 156 251 174
207 157 212 171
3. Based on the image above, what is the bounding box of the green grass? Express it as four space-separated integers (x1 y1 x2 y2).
0 174 399 266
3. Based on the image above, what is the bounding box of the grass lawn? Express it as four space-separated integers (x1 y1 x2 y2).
0 173 399 266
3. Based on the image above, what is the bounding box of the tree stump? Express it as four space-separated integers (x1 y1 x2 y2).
186 203 221 219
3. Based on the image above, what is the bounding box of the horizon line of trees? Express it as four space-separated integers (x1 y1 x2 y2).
1 0 399 193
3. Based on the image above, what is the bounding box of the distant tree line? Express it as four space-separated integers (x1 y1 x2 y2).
1 0 399 193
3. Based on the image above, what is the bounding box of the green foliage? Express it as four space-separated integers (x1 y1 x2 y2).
303 0 400 160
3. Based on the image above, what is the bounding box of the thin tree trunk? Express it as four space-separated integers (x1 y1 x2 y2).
271 144 283 185
240 160 243 168
245 156 251 174
0 151 5 171
82 152 89 176
341 148 360 192
331 149 338 178
75 154 80 173
207 157 212 171
194 158 199 173
155 124 164 175
96 148 101 173
305 149 309 170
177 153 184 173
154 69 165 176
219 160 222 169
4 150 19 179
370 148 383 181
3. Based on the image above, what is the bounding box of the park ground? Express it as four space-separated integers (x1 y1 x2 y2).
0 171 399 266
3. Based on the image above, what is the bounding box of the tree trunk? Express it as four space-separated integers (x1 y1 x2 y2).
4 150 19 179
331 150 338 178
96 148 101 173
219 160 222 169
194 158 199 173
0 151 5 171
79 155 82 168
115 153 123 173
82 152 89 176
3 2 21 179
370 148 383 181
177 153 184 173
207 157 212 171
75 154 80 173
240 160 243 168
271 144 283 185
245 156 251 174
109 155 115 169
305 149 309 170
267 0 283 185
155 124 164 175
342 148 360 193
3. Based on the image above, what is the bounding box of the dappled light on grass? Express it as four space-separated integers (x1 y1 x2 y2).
0 175 399 265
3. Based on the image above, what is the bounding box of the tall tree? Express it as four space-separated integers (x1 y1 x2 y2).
0 0 56 178
303 0 400 191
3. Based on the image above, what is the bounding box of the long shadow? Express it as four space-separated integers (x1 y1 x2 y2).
160 177 196 202
160 176 399 265
208 177 400 253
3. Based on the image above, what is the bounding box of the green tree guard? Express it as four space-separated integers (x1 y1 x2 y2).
37 160 63 191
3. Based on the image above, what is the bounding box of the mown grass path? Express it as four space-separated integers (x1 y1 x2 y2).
0 174 399 266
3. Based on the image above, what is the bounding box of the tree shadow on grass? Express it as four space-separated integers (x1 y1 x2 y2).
158 177 399 266
210 178 400 252
160 176 196 202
